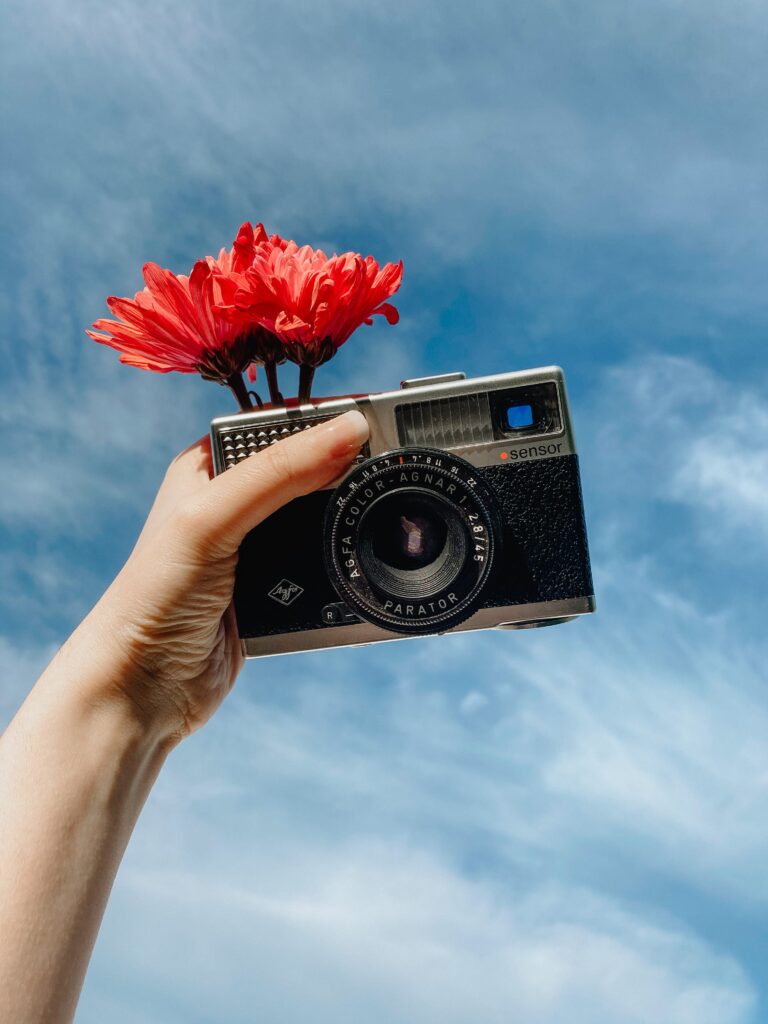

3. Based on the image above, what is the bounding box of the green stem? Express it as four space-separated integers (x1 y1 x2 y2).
298 364 315 405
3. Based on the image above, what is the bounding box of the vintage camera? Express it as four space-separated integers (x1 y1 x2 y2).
210 367 595 657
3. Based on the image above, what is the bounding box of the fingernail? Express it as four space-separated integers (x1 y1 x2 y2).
323 410 370 458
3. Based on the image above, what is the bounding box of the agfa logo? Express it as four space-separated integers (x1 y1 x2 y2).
268 579 304 606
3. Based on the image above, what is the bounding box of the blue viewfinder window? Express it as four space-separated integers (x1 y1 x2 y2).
506 403 534 429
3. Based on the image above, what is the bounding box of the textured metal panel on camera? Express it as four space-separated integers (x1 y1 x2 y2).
480 455 594 604
395 392 493 448
215 416 370 472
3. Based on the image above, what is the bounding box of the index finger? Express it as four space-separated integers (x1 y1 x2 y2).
179 410 369 558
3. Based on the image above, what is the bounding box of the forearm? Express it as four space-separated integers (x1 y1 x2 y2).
0 413 368 1022
0 627 172 1024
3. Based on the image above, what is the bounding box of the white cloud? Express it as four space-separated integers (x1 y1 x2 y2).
3 332 764 1021
85 842 753 1024
460 689 489 714
69 523 768 1020
673 410 768 533
500 610 768 891
589 355 768 547
2 0 768 1018
0 368 210 531
4 0 768 328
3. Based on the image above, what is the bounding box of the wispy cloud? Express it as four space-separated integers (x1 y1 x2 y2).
74 505 767 1020
4 0 768 357
93 843 753 1024
3 0 768 1020
0 369 209 529
590 356 768 548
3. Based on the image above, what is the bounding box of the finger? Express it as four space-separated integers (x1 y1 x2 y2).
180 410 369 557
138 436 214 546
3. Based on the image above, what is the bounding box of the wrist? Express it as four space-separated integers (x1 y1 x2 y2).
37 605 184 755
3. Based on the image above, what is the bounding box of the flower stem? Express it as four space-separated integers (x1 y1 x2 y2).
298 364 315 405
225 373 253 411
264 361 284 406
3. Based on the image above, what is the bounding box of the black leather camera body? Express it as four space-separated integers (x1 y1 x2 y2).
210 367 595 657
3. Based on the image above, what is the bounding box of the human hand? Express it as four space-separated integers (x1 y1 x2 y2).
0 409 371 1024
61 410 369 745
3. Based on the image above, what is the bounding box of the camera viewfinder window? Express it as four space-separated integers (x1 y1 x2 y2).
506 404 534 429
490 382 562 440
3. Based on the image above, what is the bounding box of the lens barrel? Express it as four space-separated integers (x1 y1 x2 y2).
324 448 499 634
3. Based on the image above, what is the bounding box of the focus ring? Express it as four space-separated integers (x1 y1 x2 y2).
323 448 500 635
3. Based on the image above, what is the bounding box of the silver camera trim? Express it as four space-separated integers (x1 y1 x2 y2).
210 365 593 657
240 596 596 658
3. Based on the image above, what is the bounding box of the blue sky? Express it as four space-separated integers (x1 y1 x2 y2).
2 1 768 1020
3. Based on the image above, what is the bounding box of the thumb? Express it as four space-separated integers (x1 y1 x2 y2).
182 410 369 558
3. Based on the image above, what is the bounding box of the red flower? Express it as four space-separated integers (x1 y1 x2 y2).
217 241 403 398
229 221 288 273
224 222 292 397
89 260 229 374
87 224 289 408
88 222 404 408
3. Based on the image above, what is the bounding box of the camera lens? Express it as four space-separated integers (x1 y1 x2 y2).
324 448 499 635
358 492 467 601
371 499 447 571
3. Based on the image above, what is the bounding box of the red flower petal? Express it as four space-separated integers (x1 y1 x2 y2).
88 223 403 387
